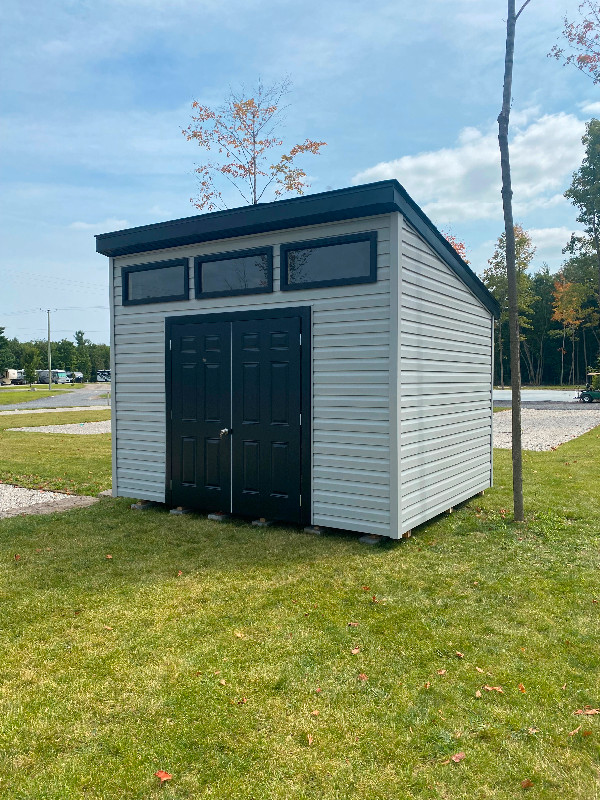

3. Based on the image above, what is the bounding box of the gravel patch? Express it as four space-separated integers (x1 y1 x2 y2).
0 483 69 514
494 408 600 451
0 405 109 417
0 483 100 519
7 420 111 435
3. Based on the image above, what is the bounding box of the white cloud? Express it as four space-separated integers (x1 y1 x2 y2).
70 218 130 231
529 226 582 254
580 101 600 115
352 111 585 224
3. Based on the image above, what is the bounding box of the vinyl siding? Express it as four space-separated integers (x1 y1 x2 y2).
398 218 493 534
111 215 393 536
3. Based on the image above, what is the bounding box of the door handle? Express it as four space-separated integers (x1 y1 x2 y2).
220 428 231 438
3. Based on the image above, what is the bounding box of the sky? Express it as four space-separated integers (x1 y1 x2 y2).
1 0 596 343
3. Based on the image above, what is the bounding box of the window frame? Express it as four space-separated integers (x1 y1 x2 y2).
280 231 378 291
121 258 190 306
194 246 274 299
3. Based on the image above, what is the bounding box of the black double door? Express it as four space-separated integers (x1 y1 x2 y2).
169 312 305 523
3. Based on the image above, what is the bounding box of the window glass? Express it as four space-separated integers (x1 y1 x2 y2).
196 249 272 297
125 262 187 303
282 233 376 289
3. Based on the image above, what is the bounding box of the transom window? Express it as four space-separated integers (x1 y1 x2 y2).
194 247 273 298
122 259 189 305
280 231 377 291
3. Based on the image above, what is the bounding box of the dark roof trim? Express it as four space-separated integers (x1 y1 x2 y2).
96 180 500 317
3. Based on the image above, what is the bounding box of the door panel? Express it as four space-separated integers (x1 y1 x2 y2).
231 317 302 522
168 311 305 523
170 322 231 511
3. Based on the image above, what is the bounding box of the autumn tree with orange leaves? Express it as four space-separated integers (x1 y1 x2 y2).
552 276 587 385
550 1 600 84
182 79 326 211
443 232 470 264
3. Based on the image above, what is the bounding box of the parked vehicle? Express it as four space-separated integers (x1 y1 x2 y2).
96 369 111 382
11 369 27 385
577 372 600 403
1 369 18 386
37 369 70 384
67 371 84 383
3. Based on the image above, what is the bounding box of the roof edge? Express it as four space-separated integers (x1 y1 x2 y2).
96 179 499 318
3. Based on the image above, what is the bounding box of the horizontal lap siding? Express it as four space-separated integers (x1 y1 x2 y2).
399 220 493 533
112 216 392 535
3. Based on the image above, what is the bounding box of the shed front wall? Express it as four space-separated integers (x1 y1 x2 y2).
398 218 494 534
111 214 393 536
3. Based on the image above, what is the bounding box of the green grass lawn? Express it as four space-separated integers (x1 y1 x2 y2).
0 389 76 406
0 415 599 798
0 409 112 495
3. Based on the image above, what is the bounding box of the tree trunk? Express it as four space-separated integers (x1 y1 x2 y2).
583 327 588 376
499 322 504 388
498 0 529 522
560 326 566 385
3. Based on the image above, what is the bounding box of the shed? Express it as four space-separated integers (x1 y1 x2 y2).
96 180 500 539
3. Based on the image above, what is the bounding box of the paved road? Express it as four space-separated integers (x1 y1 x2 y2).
493 389 580 403
0 383 111 412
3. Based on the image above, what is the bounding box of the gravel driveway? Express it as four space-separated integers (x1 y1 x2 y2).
494 407 600 451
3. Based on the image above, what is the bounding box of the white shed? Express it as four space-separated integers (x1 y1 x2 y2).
96 180 499 540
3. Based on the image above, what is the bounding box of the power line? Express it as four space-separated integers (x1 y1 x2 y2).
2 305 108 317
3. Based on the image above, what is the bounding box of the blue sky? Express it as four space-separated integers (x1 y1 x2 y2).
1 0 596 343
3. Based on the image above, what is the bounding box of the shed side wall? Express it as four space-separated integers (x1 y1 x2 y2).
399 218 493 534
111 215 392 535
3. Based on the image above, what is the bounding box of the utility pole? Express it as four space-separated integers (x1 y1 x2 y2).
47 309 52 391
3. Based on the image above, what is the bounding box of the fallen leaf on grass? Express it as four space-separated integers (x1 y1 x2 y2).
362 586 370 591
475 690 482 698
518 683 526 693
455 652 464 659
583 730 592 737
234 631 245 639
437 669 446 675
348 622 359 627
483 685 504 694
475 667 484 674
307 734 313 746
155 770 172 784
521 779 534 789
358 673 368 682
562 683 567 690
316 687 322 693
177 570 182 577
14 554 21 561
451 752 466 763
219 679 226 686
528 727 539 735
103 625 113 630
105 554 112 560
569 725 582 736
574 707 600 715
351 647 360 655
311 710 320 716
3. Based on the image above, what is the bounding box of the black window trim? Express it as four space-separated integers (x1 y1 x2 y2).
122 258 190 306
280 231 378 291
194 246 274 299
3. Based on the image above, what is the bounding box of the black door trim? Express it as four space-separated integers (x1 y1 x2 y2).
165 306 311 525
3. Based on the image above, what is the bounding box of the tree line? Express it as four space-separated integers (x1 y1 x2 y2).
481 118 600 387
0 329 110 382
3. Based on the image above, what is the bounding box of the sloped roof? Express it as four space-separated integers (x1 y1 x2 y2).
96 179 499 317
